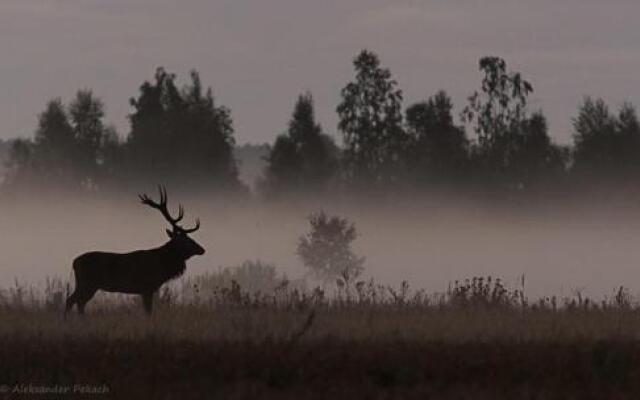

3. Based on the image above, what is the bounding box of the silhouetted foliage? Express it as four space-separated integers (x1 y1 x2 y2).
186 260 291 298
508 112 568 188
5 94 117 191
98 127 124 187
5 138 34 187
4 53 640 199
0 139 9 159
405 91 469 183
262 93 338 197
33 99 77 187
0 139 11 182
463 57 566 189
297 211 365 287
125 68 243 194
572 97 640 181
69 91 107 187
337 50 408 188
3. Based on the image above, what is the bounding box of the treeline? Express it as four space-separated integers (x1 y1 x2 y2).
5 69 242 195
4 50 640 199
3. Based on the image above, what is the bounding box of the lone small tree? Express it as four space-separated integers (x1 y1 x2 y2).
297 212 365 288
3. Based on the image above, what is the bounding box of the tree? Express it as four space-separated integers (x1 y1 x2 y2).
68 90 119 188
297 211 365 288
572 97 640 179
405 91 468 183
31 99 78 187
337 50 407 187
69 90 104 185
126 68 242 193
4 138 34 188
462 57 532 150
262 92 338 196
462 56 564 188
3 91 123 191
98 126 124 188
508 112 567 188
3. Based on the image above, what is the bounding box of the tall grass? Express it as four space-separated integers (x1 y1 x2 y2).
1 270 640 344
3 269 640 398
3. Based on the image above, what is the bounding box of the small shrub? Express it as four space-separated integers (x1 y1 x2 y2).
297 211 365 288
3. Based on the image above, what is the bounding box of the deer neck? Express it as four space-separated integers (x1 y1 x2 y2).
157 241 187 279
161 241 189 262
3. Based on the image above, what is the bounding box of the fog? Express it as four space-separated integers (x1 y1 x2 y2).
1 191 639 299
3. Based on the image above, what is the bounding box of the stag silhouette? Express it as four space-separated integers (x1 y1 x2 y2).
65 186 205 315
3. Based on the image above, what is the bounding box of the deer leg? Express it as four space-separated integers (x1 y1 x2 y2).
65 291 78 316
76 288 97 315
141 292 154 315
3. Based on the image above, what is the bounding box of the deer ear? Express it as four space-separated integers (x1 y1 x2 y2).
166 229 174 238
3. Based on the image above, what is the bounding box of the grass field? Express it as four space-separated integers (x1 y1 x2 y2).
2 277 640 399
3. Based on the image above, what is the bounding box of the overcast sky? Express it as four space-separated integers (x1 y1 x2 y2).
1 0 639 145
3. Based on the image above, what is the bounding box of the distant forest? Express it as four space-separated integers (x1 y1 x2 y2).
3 50 640 199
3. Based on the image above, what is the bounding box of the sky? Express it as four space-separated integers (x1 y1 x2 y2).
0 0 639 145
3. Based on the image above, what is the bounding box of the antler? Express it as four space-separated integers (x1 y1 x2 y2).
139 185 186 229
182 218 200 234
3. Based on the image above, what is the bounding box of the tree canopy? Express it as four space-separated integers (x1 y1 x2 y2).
3 52 640 200
126 68 242 193
262 92 338 197
337 50 407 188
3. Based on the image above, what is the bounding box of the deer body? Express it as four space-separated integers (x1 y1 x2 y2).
66 186 204 315
74 247 187 294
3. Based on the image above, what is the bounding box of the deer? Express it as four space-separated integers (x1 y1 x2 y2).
65 186 205 316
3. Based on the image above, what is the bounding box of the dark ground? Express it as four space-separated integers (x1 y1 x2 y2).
2 337 639 399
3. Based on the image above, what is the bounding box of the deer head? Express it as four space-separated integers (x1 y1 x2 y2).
139 185 205 259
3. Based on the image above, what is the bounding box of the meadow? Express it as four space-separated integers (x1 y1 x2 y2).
2 275 640 399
